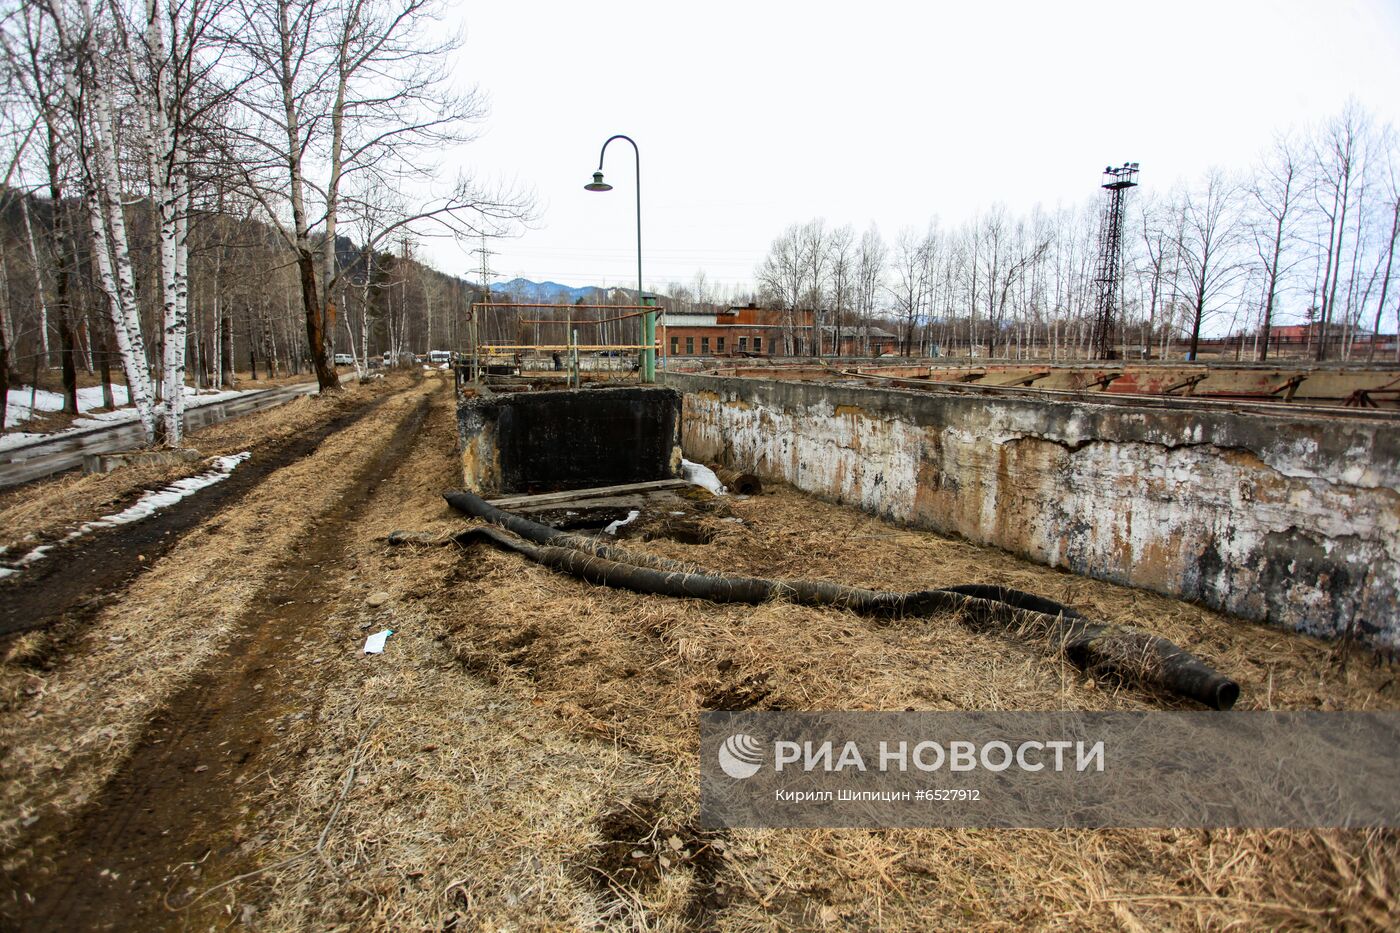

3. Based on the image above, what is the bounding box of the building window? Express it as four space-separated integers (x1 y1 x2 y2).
738 336 748 351
671 337 679 355
685 337 694 355
716 337 725 353
754 336 763 353
701 337 710 354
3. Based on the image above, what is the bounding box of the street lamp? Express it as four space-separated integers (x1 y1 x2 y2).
584 134 654 382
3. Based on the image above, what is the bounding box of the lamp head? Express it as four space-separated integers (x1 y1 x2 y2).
584 171 612 192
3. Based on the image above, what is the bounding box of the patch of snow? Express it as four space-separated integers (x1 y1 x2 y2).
4 384 135 428
0 431 48 452
83 452 250 528
602 509 641 535
0 451 251 577
5 387 64 425
681 459 726 495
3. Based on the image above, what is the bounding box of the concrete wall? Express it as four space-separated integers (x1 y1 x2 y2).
458 386 682 495
668 374 1400 648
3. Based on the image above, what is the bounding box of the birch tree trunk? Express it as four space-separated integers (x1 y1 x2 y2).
82 177 157 441
160 178 190 440
74 19 159 440
18 196 50 364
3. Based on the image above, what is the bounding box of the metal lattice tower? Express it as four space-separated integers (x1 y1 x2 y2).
1090 162 1139 360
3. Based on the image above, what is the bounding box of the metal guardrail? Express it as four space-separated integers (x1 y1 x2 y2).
0 381 323 489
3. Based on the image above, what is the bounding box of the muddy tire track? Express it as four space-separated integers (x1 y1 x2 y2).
0 392 392 642
7 390 434 932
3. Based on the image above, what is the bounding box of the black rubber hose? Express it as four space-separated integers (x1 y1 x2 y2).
439 490 1239 710
939 584 1087 621
442 489 710 574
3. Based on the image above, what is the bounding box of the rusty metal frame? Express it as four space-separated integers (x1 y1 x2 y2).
839 368 1400 421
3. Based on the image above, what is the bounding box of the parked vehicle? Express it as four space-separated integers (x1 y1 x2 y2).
428 350 452 365
333 353 354 365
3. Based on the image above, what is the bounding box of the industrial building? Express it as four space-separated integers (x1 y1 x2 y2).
663 304 898 358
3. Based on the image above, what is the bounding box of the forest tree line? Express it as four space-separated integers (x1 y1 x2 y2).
0 0 529 443
739 103 1398 363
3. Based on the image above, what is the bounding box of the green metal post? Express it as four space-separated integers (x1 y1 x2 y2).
641 295 656 383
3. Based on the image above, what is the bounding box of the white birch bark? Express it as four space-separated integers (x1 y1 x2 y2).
139 0 191 443
161 176 190 441
359 284 370 374
18 196 50 362
57 0 160 442
83 179 158 440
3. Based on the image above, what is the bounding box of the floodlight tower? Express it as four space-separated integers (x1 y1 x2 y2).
1090 162 1139 360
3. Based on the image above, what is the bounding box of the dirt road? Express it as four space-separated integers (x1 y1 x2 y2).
2 376 438 927
12 391 429 930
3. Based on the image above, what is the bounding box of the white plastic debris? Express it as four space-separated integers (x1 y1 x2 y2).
363 629 394 654
603 509 641 535
681 459 726 495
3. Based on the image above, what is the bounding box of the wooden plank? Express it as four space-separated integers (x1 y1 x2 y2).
486 478 689 510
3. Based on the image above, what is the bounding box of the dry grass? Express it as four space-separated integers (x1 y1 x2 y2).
0 378 434 864
4 371 1394 929
193 395 1399 930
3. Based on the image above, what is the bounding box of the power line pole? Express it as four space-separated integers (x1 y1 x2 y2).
468 235 497 385
468 237 498 334
470 236 496 296
1091 162 1139 361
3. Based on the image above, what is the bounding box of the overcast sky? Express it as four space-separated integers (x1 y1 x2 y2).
426 0 1400 296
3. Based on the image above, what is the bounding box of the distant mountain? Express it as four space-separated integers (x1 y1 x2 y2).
495 277 636 304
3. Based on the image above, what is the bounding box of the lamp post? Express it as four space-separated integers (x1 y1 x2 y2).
584 134 654 382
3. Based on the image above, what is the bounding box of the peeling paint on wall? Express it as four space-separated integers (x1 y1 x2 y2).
669 374 1400 648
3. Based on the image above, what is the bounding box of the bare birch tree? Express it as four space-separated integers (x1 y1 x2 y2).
1171 172 1248 360
853 224 886 353
756 222 807 353
1310 102 1368 360
825 224 854 356
1366 129 1399 362
228 0 530 391
1248 133 1305 361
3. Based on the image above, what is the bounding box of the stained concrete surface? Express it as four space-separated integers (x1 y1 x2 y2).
669 373 1400 648
458 386 682 495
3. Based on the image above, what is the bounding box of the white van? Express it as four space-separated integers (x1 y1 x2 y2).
428 350 452 365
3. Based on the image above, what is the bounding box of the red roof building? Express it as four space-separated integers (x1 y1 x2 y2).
662 304 897 357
